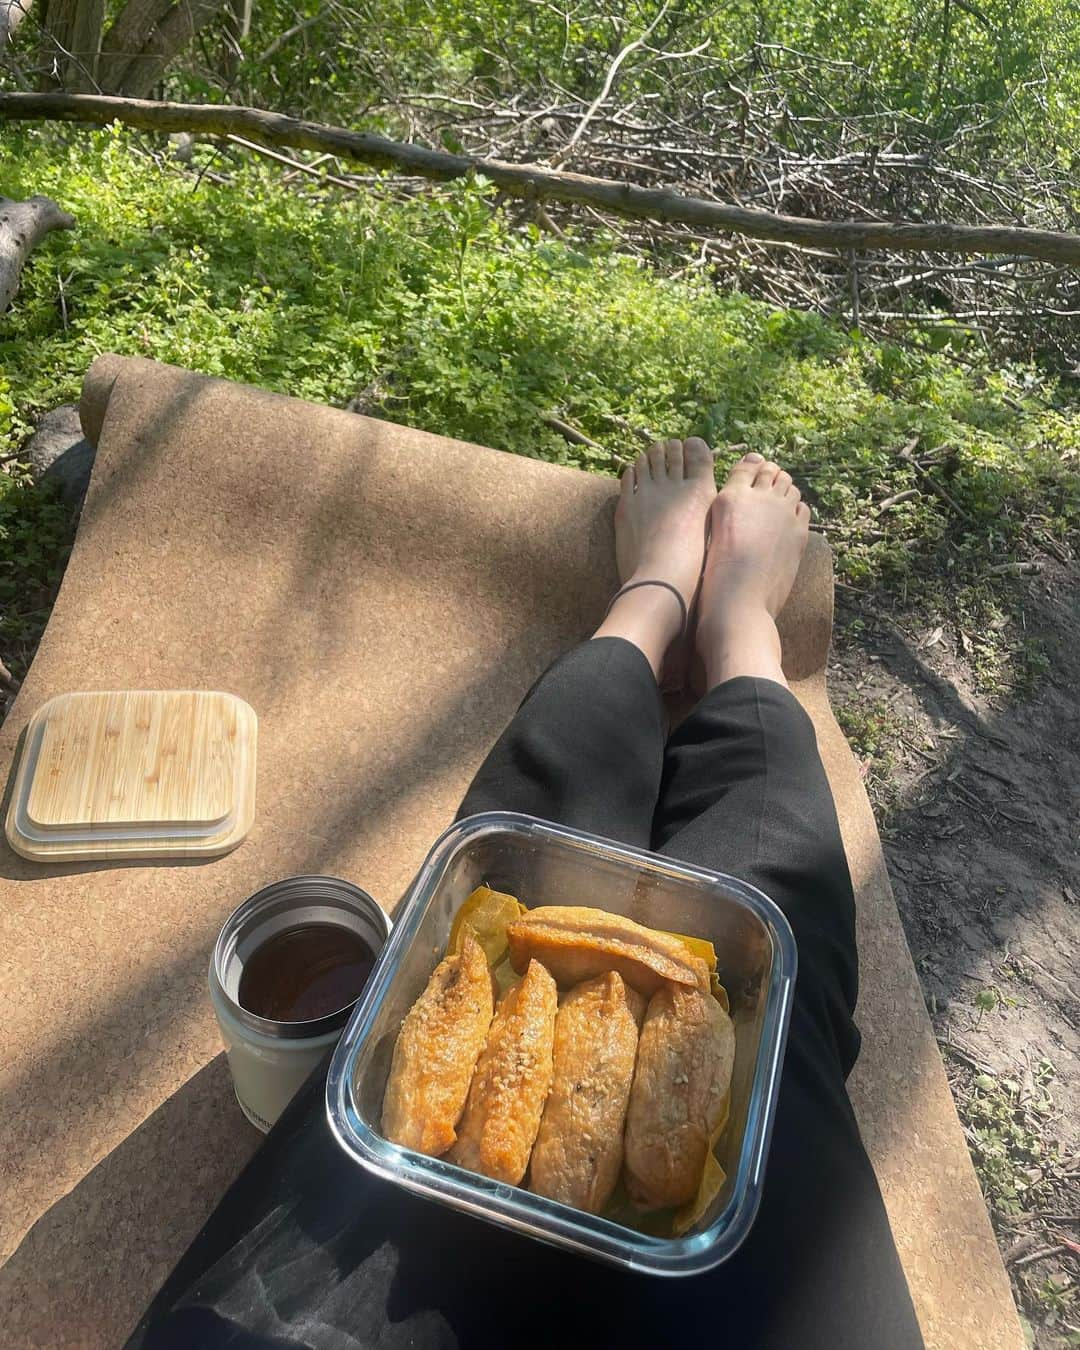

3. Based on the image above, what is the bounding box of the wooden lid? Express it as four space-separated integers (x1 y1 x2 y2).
6 690 257 861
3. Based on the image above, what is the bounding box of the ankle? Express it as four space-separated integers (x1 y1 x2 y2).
697 604 786 690
593 581 685 681
618 574 689 631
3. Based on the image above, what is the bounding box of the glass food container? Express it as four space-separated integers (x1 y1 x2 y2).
326 811 796 1277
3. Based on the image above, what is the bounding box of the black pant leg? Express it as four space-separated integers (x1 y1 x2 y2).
655 675 860 1072
456 636 664 846
128 664 923 1350
650 676 923 1349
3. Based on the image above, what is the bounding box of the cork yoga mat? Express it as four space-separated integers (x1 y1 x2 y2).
0 356 1021 1348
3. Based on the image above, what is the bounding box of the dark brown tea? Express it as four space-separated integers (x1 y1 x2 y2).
238 923 376 1023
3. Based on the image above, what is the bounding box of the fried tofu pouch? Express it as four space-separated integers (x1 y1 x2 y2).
530 972 646 1213
382 930 494 1157
624 984 736 1210
447 959 558 1184
506 906 709 997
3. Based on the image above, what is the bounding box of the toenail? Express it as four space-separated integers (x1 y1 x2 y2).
744 452 764 463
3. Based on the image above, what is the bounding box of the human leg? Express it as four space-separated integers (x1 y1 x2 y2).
637 457 921 1347
458 436 718 842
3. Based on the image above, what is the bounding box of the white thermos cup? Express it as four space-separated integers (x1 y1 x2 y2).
209 876 391 1132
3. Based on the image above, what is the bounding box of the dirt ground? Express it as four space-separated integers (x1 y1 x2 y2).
830 565 1080 1346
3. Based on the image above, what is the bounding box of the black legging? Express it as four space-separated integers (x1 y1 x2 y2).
128 640 923 1350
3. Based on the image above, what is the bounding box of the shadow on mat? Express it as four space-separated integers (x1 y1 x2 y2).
0 1055 258 1349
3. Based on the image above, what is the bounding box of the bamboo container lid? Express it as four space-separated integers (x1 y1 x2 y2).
5 690 257 861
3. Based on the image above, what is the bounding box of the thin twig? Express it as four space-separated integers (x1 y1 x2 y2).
898 439 974 523
257 12 324 63
55 265 68 330
1011 1244 1071 1269
550 3 671 167
938 1036 996 1077
225 134 358 190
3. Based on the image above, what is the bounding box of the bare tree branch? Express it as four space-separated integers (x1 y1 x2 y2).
551 2 669 167
257 11 324 63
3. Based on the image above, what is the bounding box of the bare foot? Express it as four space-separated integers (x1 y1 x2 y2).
615 438 717 603
593 438 717 680
696 452 810 690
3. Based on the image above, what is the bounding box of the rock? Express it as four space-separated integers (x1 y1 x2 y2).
169 132 195 163
24 404 96 508
42 439 96 508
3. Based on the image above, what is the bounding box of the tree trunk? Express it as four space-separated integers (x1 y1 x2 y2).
0 195 76 313
97 0 174 93
38 0 104 90
114 0 228 98
5 92 1080 266
37 0 227 96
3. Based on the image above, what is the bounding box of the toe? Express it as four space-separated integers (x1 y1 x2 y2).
664 438 684 479
724 451 764 487
635 451 651 484
620 463 636 498
796 501 812 525
774 470 793 495
786 480 801 502
683 437 713 479
647 441 667 480
752 458 781 488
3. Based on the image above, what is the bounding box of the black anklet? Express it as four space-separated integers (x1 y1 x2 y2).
605 580 688 636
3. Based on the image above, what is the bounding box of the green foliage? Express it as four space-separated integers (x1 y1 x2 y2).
961 1061 1061 1217
147 0 1080 170
0 372 75 678
0 471 74 680
2 126 1079 687
835 699 902 761
834 697 908 814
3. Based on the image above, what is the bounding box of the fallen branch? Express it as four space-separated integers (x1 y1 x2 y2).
987 560 1040 575
1010 1244 1070 1270
4 92 1080 264
602 412 655 446
0 195 75 313
225 134 359 191
877 487 922 512
898 438 973 523
539 413 604 449
1037 532 1070 563
966 759 1015 787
